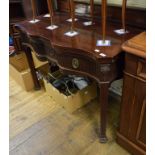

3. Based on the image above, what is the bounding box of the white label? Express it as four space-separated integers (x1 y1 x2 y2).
94 49 100 53
46 25 58 30
64 31 79 37
43 14 50 17
29 19 40 23
114 29 129 35
83 21 93 26
66 18 78 22
99 53 106 57
96 40 111 46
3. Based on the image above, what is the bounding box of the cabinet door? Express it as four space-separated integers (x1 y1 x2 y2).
136 100 146 148
119 74 146 149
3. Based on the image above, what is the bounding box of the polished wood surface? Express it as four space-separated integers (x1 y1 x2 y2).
15 11 143 142
31 0 37 21
90 0 94 23
117 32 146 155
15 12 143 86
47 0 54 25
122 32 146 58
70 0 75 32
15 13 142 59
101 0 107 41
10 76 131 155
122 0 127 31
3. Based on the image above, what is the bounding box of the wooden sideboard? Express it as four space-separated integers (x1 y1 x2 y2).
117 32 146 155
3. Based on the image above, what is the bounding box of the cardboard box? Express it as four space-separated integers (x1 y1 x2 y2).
109 79 123 96
43 74 97 113
31 51 48 69
9 53 29 71
9 53 34 91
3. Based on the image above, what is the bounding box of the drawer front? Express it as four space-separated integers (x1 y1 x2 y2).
125 53 146 80
137 59 146 79
118 74 146 154
57 53 96 76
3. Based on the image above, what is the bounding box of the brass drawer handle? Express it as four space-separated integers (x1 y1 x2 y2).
72 58 79 69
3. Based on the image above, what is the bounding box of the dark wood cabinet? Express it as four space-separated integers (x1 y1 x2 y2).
9 0 48 53
9 0 48 21
9 0 24 53
117 32 146 155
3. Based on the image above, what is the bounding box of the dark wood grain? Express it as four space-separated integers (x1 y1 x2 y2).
101 0 107 41
9 0 48 53
122 0 127 31
15 13 142 59
90 0 94 23
122 32 146 58
99 82 109 143
70 0 75 32
117 32 146 155
31 0 37 21
22 44 41 90
47 0 54 25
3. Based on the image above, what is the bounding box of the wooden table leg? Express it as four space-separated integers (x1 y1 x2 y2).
24 46 41 90
99 82 109 143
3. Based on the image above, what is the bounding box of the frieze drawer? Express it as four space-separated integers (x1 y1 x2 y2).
125 53 146 80
57 54 96 75
137 59 146 79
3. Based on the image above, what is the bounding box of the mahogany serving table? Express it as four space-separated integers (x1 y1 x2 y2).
15 12 142 143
